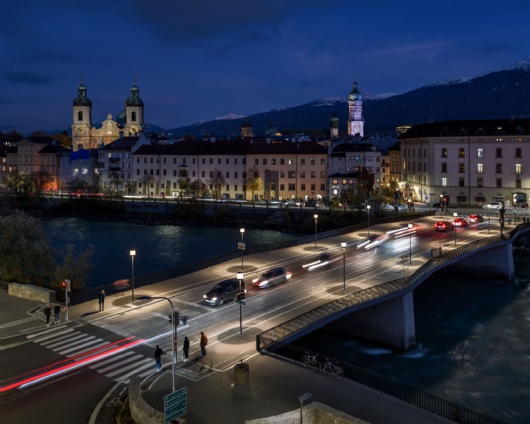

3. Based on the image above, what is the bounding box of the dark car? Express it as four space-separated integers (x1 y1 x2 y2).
435 221 454 232
468 213 485 223
252 267 292 288
302 253 331 271
204 278 245 306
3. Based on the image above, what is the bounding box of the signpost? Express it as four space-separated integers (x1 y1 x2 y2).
164 387 187 423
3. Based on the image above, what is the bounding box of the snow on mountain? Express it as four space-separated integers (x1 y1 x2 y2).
214 113 245 121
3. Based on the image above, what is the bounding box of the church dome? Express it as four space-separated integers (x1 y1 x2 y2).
73 83 92 106
348 82 362 101
126 83 144 107
117 109 126 125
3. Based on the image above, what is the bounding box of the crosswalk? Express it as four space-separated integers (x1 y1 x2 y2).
27 326 156 384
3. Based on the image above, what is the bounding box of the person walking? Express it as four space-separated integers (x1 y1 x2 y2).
183 336 190 361
154 345 164 371
98 289 105 311
54 303 61 324
200 331 208 357
44 304 51 326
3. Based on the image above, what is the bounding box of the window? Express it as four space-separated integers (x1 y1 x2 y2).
516 164 522 174
234 158 238 164
442 177 447 187
311 184 315 191
234 185 238 191
477 163 483 174
311 171 316 178
218 158 221 165
496 148 502 158
226 172 229 178
300 171 306 178
280 184 285 190
288 184 295 191
310 158 315 165
280 159 285 165
320 171 326 178
280 171 285 178
234 172 238 178
459 149 465 158
271 159 276 165
459 177 465 187
201 171 205 177
320 184 325 191
288 171 295 178
209 158 213 164
441 148 447 158
459 163 465 173
516 179 522 188
477 177 483 187
321 159 325 165
496 164 502 173
301 159 305 165
270 183 275 191
263 159 267 165
496 178 502 188
516 148 522 158
255 159 259 165
288 159 293 165
301 184 306 190
226 185 229 191
202 158 205 164
441 163 447 173
209 171 213 177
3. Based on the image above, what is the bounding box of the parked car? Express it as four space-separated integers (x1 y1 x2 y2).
468 213 485 223
252 267 292 288
482 202 503 209
204 278 245 306
435 221 454 232
452 217 468 227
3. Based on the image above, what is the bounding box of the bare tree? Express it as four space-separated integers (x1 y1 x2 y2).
188 179 208 199
207 168 225 200
245 165 262 201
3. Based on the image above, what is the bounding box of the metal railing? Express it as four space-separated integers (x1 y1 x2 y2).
274 344 506 424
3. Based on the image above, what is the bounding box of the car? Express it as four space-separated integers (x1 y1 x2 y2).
432 201 450 208
468 213 485 223
482 202 503 209
434 221 454 232
452 217 468 227
252 267 292 288
302 253 331 271
203 278 245 306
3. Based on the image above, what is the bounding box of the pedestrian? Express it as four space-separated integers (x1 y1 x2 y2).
98 289 105 311
54 303 61 324
200 331 208 357
154 345 164 371
438 246 442 256
44 304 51 326
183 336 190 361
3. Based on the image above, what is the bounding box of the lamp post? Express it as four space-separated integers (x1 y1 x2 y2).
341 242 347 290
453 212 458 245
313 214 318 250
129 250 136 302
408 223 413 264
440 194 443 218
237 271 244 335
239 228 245 270
137 295 176 392
367 205 371 236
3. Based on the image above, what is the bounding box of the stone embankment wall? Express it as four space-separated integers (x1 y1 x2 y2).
8 283 55 304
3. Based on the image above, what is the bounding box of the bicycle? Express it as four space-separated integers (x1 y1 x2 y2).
319 358 344 379
301 351 321 371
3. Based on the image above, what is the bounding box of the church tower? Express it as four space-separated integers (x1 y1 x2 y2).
125 80 144 136
241 120 254 138
330 111 339 138
347 82 364 137
72 78 93 149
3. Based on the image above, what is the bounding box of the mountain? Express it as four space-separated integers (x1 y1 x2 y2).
163 62 530 137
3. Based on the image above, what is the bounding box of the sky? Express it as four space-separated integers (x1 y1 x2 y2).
2 0 530 135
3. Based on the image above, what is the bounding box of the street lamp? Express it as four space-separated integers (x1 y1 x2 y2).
129 250 136 302
408 223 413 264
137 295 176 392
440 194 443 218
341 242 347 290
367 205 371 236
237 271 244 335
453 212 458 245
239 228 245 270
313 214 318 250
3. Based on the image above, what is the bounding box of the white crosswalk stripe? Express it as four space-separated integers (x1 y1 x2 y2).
28 328 152 382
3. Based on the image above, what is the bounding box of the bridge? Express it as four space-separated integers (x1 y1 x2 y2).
257 221 530 354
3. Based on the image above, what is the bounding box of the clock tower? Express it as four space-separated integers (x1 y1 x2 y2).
125 80 144 136
347 82 364 137
72 79 92 149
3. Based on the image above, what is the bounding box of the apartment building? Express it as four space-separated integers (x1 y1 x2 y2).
400 119 530 207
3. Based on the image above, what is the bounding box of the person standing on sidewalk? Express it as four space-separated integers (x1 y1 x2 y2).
53 303 61 324
183 337 190 361
154 345 164 371
44 304 51 326
98 290 105 311
200 331 208 357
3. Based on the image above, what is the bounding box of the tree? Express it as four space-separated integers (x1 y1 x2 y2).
53 244 94 291
245 165 262 201
188 179 208 199
207 168 225 200
33 168 54 194
178 176 191 197
110 171 124 196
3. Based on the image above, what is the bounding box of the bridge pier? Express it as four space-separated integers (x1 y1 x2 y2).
328 292 416 353
444 242 515 282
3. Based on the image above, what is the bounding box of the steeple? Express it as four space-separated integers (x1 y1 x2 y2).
347 81 364 137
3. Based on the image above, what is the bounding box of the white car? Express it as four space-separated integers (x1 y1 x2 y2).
482 202 503 209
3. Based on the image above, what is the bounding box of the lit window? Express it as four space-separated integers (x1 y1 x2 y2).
442 178 447 187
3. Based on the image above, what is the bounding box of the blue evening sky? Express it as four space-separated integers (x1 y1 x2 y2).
1 0 530 134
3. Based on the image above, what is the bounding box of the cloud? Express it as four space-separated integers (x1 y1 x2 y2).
3 71 51 85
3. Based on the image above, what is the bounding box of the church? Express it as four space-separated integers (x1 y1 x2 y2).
71 79 145 151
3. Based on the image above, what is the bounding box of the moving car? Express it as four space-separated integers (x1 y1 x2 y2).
302 253 331 272
252 267 292 288
204 278 245 306
435 221 454 232
452 217 468 227
482 202 503 209
468 213 485 223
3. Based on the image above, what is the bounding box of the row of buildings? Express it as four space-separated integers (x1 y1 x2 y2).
0 80 528 207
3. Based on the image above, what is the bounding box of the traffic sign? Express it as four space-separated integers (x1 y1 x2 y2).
238 242 246 250
164 387 187 422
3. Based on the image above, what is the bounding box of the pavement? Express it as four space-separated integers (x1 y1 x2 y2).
0 207 472 424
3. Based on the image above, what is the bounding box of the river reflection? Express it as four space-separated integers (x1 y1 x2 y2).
42 217 300 289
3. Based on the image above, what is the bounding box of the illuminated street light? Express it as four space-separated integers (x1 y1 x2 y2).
314 214 318 250
239 228 245 270
341 242 347 290
440 194 443 218
129 250 136 302
453 212 458 245
408 223 413 264
237 271 244 335
367 205 371 236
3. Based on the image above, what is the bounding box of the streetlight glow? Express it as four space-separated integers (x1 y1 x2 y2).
453 212 458 245
314 214 318 250
237 271 244 335
367 205 371 236
341 242 347 290
407 223 413 264
129 250 136 302
240 228 245 270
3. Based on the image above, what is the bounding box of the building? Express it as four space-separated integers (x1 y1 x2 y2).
347 82 364 137
71 80 145 151
399 119 530 207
